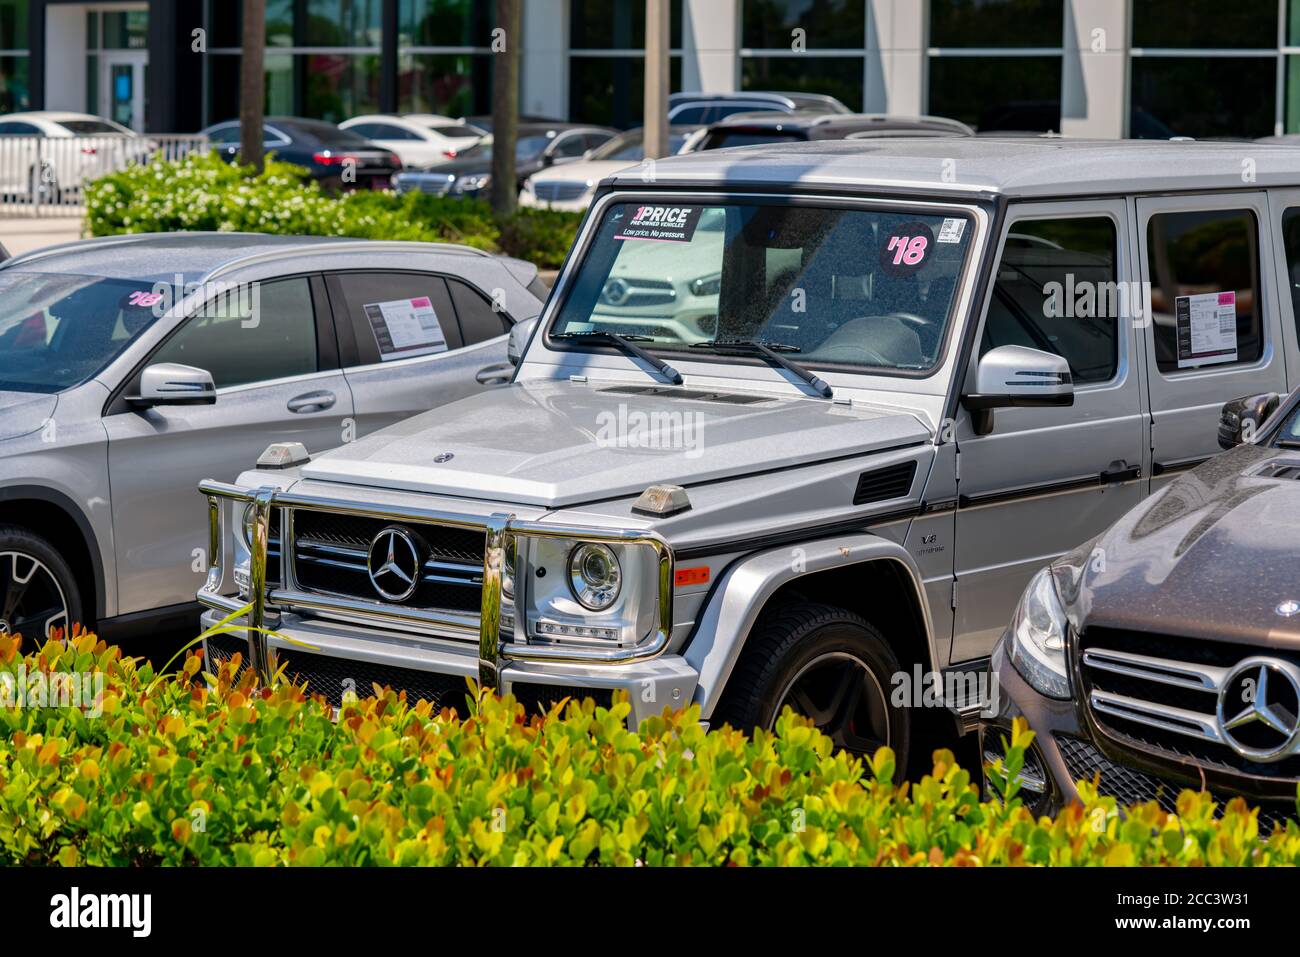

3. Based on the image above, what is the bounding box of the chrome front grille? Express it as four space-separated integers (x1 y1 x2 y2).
290 509 485 614
532 180 592 202
598 277 677 308
1079 628 1300 779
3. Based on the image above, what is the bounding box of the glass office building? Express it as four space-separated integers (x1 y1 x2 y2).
7 0 1300 138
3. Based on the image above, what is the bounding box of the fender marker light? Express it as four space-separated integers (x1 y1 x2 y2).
632 484 691 516
257 441 311 469
675 566 709 587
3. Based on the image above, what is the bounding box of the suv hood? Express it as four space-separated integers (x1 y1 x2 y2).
0 391 57 441
300 380 930 508
1072 445 1300 645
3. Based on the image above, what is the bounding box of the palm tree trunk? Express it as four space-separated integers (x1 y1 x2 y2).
490 0 521 217
240 0 266 175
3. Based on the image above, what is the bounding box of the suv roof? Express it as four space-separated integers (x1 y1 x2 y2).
668 91 850 113
1 232 493 285
603 137 1300 199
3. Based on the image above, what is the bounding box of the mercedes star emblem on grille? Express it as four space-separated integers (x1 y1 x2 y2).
1215 656 1300 762
601 277 631 305
367 526 422 602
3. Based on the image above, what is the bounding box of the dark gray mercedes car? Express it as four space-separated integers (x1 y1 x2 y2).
983 386 1300 829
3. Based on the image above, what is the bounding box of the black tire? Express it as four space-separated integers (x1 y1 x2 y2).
0 525 83 641
715 602 909 775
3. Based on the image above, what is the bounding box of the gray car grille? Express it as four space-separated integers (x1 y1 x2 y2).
396 174 454 196
1078 627 1300 780
532 180 592 202
289 509 485 614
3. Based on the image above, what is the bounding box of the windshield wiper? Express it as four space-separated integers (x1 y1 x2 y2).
552 331 683 385
689 338 833 398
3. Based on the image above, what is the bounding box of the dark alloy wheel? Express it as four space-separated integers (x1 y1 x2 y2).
0 527 82 641
771 650 891 756
715 602 910 775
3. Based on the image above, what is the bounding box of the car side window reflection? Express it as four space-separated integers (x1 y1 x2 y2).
980 216 1119 384
150 277 318 389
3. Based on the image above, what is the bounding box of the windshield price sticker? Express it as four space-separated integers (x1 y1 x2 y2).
613 205 704 243
880 222 934 275
1175 290 1238 369
363 296 449 362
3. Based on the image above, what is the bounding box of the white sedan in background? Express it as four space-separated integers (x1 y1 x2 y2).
518 125 702 212
0 111 143 199
339 114 487 168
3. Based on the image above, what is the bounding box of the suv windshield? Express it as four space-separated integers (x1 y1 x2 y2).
551 201 975 372
0 271 168 394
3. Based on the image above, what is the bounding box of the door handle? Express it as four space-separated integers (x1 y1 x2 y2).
1099 460 1141 484
287 390 336 413
475 364 512 386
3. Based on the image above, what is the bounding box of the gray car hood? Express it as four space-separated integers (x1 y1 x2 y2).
0 391 57 441
300 380 931 507
1069 444 1300 647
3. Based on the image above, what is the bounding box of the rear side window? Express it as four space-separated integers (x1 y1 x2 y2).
329 271 462 365
448 278 510 344
980 216 1119 384
1146 208 1262 373
1280 207 1300 342
704 130 805 150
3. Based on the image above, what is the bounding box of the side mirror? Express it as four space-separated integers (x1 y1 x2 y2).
128 363 217 407
507 317 539 366
1218 392 1280 449
962 345 1073 436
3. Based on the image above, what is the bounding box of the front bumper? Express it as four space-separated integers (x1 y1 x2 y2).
196 479 688 727
983 635 1298 831
518 190 593 212
201 608 699 725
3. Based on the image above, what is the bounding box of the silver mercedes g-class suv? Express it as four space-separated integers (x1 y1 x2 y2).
199 139 1300 773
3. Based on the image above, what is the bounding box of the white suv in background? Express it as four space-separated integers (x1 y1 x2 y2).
339 114 487 168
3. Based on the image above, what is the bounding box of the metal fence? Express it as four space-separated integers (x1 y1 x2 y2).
0 135 210 216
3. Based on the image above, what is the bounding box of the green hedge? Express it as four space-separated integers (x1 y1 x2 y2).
2 630 1298 866
84 152 583 269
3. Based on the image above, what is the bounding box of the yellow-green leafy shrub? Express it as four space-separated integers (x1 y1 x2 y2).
1 631 1298 866
84 151 582 268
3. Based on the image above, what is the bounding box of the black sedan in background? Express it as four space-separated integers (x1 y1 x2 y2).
393 121 617 198
200 116 402 191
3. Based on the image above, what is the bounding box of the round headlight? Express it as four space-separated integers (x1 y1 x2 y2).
568 543 621 610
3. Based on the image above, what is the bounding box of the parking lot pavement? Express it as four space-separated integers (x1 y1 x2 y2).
0 215 84 256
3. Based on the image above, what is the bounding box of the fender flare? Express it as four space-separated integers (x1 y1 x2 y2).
0 484 108 621
684 533 938 720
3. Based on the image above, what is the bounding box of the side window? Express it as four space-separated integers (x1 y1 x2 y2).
329 271 462 365
551 133 587 159
1279 207 1300 341
448 278 510 344
1146 208 1262 373
205 125 238 144
980 216 1120 384
151 277 318 389
0 122 39 135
